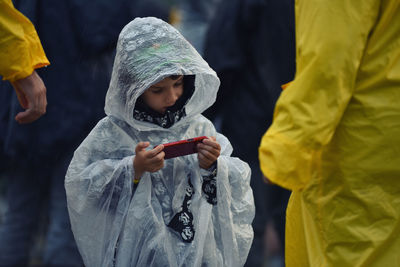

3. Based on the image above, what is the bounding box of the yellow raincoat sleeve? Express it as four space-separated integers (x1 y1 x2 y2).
0 0 49 82
258 0 379 191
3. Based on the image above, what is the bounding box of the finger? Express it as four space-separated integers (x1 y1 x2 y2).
198 143 220 156
201 138 221 150
149 157 165 172
135 142 150 153
148 152 165 168
152 150 165 161
199 150 219 163
13 86 29 109
15 109 41 124
25 79 47 114
15 91 47 123
198 149 218 163
198 143 220 158
147 144 164 158
34 85 47 115
198 153 214 169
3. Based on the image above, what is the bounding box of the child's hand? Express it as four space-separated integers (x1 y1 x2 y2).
133 142 165 179
197 136 221 170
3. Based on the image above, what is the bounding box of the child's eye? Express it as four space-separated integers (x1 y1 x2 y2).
174 81 183 87
150 88 163 94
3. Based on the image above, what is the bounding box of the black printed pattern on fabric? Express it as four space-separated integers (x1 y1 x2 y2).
202 163 218 205
133 75 195 128
168 179 195 243
133 108 186 128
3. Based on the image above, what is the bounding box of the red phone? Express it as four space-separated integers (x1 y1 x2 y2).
157 136 208 159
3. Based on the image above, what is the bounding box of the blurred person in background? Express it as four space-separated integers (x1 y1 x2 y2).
203 0 295 266
0 0 172 266
259 0 400 266
173 0 221 56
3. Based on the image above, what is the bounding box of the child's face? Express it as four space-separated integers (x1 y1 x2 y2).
141 76 184 114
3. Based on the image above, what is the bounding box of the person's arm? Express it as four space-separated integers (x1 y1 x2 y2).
0 0 50 123
258 0 380 191
0 0 49 81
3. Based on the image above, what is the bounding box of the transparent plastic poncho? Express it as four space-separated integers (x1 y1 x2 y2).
65 17 254 267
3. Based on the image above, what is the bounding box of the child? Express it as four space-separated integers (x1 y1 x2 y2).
65 17 254 267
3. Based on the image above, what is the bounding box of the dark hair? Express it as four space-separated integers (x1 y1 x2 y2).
136 75 195 113
169 75 182 80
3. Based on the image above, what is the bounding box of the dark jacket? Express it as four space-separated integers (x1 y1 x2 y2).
204 0 296 163
0 0 170 170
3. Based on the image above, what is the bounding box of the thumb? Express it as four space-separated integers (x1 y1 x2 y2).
135 141 150 153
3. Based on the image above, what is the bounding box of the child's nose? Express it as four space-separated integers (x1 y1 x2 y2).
166 89 179 104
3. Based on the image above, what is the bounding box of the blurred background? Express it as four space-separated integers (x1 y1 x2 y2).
0 0 294 266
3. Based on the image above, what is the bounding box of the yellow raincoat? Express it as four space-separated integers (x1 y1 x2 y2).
0 0 49 82
259 0 400 266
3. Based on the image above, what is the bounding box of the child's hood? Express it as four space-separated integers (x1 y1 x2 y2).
104 17 220 131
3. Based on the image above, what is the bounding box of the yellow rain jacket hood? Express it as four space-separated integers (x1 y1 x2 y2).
0 0 49 81
259 0 400 266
